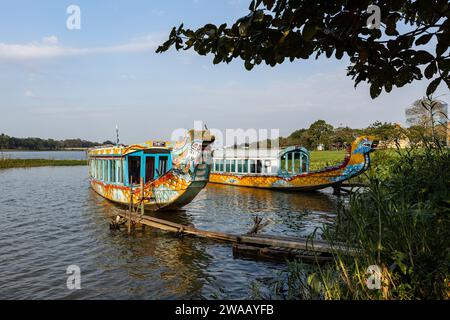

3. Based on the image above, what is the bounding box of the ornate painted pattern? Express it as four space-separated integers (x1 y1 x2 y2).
209 136 376 191
88 130 213 211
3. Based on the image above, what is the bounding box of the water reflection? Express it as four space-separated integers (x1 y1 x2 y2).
0 166 338 299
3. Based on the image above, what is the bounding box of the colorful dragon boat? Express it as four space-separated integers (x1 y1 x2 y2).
87 130 214 211
209 136 377 191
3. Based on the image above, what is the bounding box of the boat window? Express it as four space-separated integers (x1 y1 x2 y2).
110 160 116 183
117 159 123 184
237 160 243 173
145 156 155 183
280 155 287 172
231 160 236 173
100 160 104 180
159 156 169 176
214 160 219 172
219 160 224 172
104 160 108 181
244 160 249 173
302 154 308 173
249 160 256 173
96 160 100 179
128 156 141 184
256 160 262 173
294 152 301 173
225 160 231 172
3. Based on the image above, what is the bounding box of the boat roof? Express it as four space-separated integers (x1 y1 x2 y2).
88 140 173 157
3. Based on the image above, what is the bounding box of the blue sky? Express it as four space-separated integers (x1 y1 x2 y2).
0 0 447 143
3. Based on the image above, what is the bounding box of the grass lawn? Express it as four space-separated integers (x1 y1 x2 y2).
309 150 346 164
0 159 87 169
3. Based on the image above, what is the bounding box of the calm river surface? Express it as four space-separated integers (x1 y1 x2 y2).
0 166 338 299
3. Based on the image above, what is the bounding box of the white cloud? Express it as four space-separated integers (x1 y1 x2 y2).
24 90 34 97
42 35 58 45
0 35 161 61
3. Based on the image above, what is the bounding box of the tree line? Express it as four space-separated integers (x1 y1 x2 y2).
279 118 447 150
279 120 399 150
0 134 113 150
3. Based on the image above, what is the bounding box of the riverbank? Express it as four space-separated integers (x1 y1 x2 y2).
0 159 87 169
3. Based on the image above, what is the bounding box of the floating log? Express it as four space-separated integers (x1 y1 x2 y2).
115 210 358 261
232 244 332 263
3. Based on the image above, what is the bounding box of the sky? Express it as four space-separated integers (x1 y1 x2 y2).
0 0 448 144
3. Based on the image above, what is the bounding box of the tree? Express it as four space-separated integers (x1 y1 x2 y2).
332 126 357 147
406 96 448 141
308 120 334 149
365 121 401 142
157 0 449 98
0 134 10 149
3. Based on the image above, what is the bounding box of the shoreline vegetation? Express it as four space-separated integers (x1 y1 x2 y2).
0 159 87 169
252 139 449 300
0 148 88 152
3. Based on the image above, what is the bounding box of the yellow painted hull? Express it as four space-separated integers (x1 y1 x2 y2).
209 136 376 191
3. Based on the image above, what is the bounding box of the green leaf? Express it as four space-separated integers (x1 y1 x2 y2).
244 60 254 70
385 82 392 93
414 50 434 64
370 82 382 99
415 34 433 46
426 77 441 96
335 49 343 60
424 62 437 79
302 21 317 41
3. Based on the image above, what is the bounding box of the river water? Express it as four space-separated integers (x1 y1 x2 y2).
0 166 338 299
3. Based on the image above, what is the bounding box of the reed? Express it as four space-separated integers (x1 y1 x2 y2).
252 142 449 300
0 158 87 169
322 142 450 299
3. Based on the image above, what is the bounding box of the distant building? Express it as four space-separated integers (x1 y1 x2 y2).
317 144 325 151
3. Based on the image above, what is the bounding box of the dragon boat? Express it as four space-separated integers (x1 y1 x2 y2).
87 130 214 211
209 136 377 191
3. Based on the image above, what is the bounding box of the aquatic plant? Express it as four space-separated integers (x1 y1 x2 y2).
320 140 450 299
256 140 449 300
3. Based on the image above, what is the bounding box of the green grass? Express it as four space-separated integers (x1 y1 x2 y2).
309 150 346 171
0 158 87 169
310 150 346 163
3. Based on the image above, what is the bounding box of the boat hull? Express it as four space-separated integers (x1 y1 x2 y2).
209 171 348 191
88 129 214 212
91 166 210 211
209 136 376 191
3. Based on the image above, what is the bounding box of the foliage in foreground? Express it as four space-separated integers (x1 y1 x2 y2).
322 144 449 299
157 0 450 98
252 143 450 299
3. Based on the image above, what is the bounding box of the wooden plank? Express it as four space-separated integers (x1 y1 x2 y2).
117 211 357 256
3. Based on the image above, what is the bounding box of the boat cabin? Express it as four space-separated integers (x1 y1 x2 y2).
211 146 309 176
88 146 173 186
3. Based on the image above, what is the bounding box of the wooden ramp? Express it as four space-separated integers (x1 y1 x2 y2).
112 211 357 263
